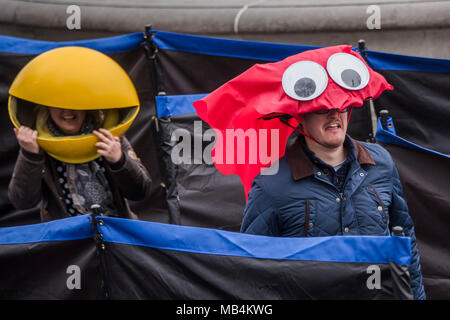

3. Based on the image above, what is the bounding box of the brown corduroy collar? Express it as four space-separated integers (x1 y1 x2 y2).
286 137 376 181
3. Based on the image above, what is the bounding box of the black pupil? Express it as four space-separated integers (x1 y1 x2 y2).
294 77 316 98
341 69 361 88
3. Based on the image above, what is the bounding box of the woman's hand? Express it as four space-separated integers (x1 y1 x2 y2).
94 128 123 164
14 126 40 154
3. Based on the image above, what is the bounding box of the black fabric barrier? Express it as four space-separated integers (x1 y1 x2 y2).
0 215 414 300
380 143 450 299
0 239 103 299
158 113 245 230
374 70 450 155
104 243 412 300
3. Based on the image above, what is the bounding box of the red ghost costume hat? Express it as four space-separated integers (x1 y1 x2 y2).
194 45 393 199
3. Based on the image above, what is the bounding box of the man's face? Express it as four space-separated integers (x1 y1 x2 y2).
49 108 86 135
300 108 348 149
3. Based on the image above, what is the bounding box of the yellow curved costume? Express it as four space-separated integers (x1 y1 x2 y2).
8 46 140 163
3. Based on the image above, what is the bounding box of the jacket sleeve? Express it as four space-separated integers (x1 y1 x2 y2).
390 164 426 300
240 178 280 236
106 137 152 201
8 149 45 210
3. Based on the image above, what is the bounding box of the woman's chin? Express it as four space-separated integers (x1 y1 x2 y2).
60 127 81 136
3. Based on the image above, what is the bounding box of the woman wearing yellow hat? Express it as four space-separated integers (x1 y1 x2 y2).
7 46 152 221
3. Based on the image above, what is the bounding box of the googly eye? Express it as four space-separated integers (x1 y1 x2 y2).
282 61 328 101
326 53 370 90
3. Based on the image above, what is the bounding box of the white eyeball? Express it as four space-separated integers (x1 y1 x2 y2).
281 61 328 101
326 53 370 90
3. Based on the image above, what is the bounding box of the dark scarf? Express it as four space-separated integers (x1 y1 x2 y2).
48 114 117 216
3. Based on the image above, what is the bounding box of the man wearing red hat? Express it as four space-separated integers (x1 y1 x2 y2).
195 45 426 299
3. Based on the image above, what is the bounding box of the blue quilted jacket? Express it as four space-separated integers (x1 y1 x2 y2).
241 136 426 300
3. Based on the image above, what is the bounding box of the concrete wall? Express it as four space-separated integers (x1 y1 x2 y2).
1 0 449 59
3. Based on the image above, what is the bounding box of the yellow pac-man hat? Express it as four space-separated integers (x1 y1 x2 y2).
8 46 140 163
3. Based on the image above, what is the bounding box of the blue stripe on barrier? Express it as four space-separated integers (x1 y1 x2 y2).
0 32 144 54
152 30 319 62
376 118 450 159
152 30 450 71
156 93 207 118
1 30 449 73
0 215 93 244
0 214 412 265
98 216 412 265
363 49 450 73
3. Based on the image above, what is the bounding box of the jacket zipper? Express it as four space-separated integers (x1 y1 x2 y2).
304 200 310 237
369 185 388 225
